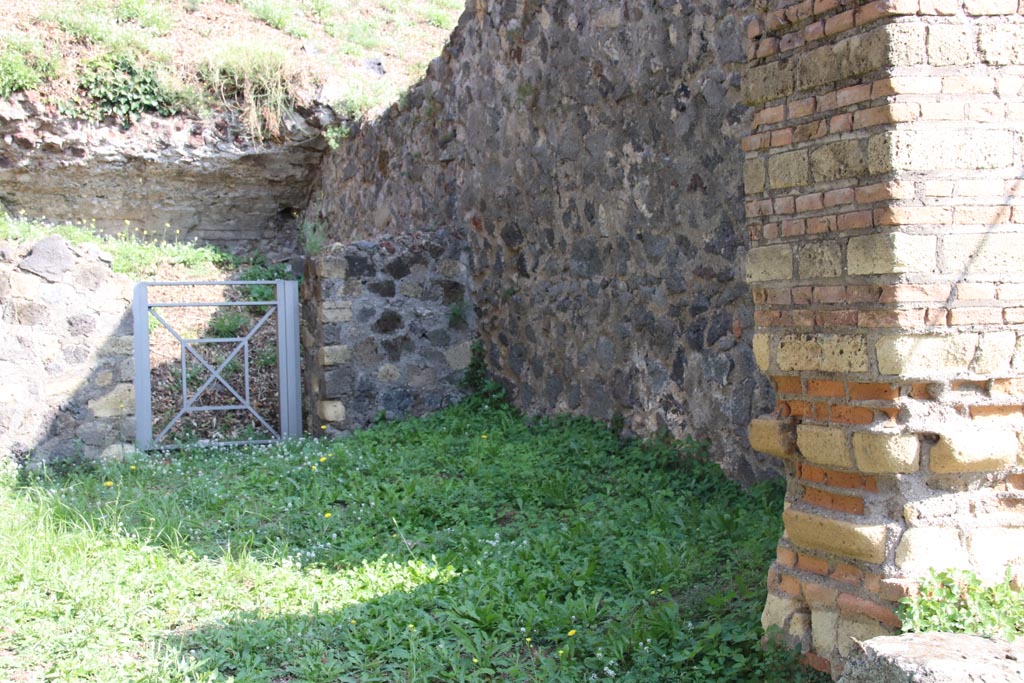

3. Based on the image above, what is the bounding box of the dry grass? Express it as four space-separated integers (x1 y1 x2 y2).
1 0 464 131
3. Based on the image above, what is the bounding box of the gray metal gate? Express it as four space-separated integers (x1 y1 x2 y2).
133 280 301 449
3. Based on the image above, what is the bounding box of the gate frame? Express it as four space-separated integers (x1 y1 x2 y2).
133 279 301 450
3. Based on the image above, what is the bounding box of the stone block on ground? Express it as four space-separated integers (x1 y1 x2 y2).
838 632 1024 682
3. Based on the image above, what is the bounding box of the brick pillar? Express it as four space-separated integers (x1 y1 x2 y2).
743 0 1024 676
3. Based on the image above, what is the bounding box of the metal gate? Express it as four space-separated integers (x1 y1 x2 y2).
133 280 301 449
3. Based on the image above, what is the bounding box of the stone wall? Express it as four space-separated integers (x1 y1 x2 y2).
744 0 1024 676
301 231 475 432
0 235 135 463
304 0 777 483
0 95 334 259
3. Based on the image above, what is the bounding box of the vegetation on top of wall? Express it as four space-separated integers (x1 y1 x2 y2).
0 212 231 277
4 0 464 138
898 568 1024 641
0 398 828 682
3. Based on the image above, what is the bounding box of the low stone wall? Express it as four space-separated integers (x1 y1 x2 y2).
302 230 474 432
0 235 135 464
0 94 334 260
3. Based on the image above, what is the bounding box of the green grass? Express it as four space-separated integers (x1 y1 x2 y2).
0 33 59 98
0 396 828 682
0 212 230 277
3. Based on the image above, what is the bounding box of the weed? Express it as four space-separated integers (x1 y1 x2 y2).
1 400 824 682
323 122 350 149
898 568 1024 640
200 42 299 141
448 301 466 328
0 212 229 277
206 309 250 338
243 0 309 38
301 219 327 254
70 52 182 124
0 34 58 98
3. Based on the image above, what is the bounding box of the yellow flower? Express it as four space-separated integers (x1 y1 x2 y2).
129 465 136 470
321 425 327 430
407 624 416 630
525 637 532 643
472 657 479 663
319 457 327 462
481 434 488 439
311 465 317 472
350 619 357 624
567 629 576 637
103 481 113 487
324 512 332 518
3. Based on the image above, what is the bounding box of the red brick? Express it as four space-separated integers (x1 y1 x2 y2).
926 308 950 325
815 310 859 326
955 205 1013 225
793 119 829 143
838 593 902 628
874 206 953 226
829 112 853 133
814 285 847 303
846 285 883 303
771 127 794 147
858 309 927 328
781 219 807 237
813 402 831 420
804 19 826 41
798 462 828 484
780 31 806 52
951 379 987 393
787 0 816 21
774 375 804 393
755 310 780 326
787 400 813 418
806 215 837 234
755 105 786 127
997 284 1024 300
863 475 878 493
837 84 872 107
802 652 832 676
1004 307 1024 324
990 378 1024 398
793 286 813 305
789 97 817 118
816 91 837 112
796 192 824 212
849 382 899 401
909 383 936 400
780 573 803 597
879 578 917 602
969 404 1024 418
774 196 796 214
880 406 900 422
824 9 855 35
831 404 875 425
777 545 798 567
824 188 856 207
802 580 840 606
837 210 874 230
827 469 867 489
814 0 840 14
949 307 1004 325
831 562 864 586
766 288 793 305
763 222 780 239
741 134 767 152
751 287 768 304
756 37 780 58
808 379 845 398
747 18 764 39
796 552 831 575
956 282 997 300
880 283 951 303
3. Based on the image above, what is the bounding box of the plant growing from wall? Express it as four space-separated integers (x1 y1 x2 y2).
68 52 182 124
0 35 58 98
898 568 1024 641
